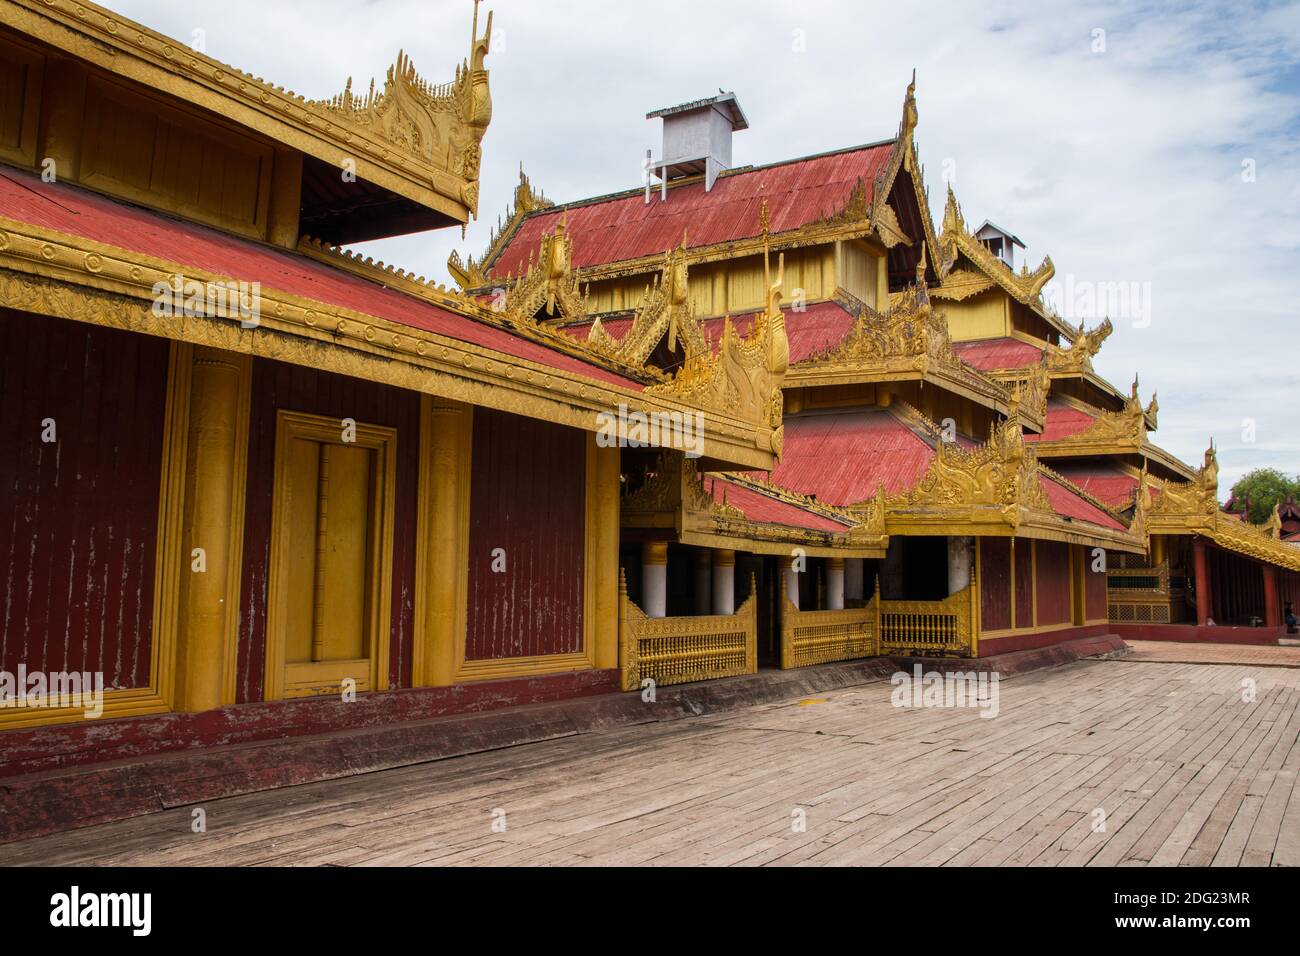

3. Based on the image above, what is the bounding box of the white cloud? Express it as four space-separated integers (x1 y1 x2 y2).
112 0 1300 491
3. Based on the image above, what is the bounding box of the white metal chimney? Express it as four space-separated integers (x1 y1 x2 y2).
645 91 748 202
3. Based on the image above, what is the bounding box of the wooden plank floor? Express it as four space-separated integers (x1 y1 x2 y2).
2 658 1297 867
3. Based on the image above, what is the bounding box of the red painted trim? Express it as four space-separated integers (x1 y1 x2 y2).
0 668 619 780
1110 623 1283 646
978 623 1111 657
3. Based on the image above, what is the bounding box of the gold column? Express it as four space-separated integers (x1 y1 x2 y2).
267 148 303 249
414 397 472 686
174 347 251 712
1151 534 1166 567
590 437 621 670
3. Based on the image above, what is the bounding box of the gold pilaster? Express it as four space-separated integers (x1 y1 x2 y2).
415 396 472 686
174 346 251 712
590 436 621 670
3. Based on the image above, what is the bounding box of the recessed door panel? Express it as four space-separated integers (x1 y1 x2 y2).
266 412 395 700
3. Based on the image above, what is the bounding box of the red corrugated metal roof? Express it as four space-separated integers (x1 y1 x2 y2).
709 477 852 533
1049 462 1142 509
1024 399 1098 442
491 143 895 277
0 168 642 390
1038 474 1126 530
951 337 1043 371
756 408 936 505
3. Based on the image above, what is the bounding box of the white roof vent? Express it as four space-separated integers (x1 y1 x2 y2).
645 91 748 201
974 220 1025 270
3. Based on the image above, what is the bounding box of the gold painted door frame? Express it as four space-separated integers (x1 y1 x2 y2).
263 410 396 700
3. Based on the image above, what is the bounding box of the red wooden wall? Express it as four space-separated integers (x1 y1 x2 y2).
979 538 1012 631
1035 540 1072 626
1014 539 1034 628
236 357 419 701
465 408 586 660
1206 546 1265 625
0 310 169 688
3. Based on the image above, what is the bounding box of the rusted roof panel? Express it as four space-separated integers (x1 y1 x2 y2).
756 408 936 506
1048 461 1144 509
491 143 895 277
951 337 1044 371
1039 474 1126 530
1024 399 1098 443
709 477 852 534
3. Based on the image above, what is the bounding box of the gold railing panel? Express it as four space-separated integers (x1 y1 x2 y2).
1107 560 1176 624
618 571 757 692
779 592 878 669
879 583 975 657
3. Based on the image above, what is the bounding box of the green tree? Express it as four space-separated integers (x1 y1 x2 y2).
1227 468 1300 523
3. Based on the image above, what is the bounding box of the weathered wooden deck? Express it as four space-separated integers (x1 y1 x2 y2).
2 656 1297 866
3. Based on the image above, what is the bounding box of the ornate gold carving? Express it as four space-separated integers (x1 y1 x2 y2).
1059 393 1147 448
1000 363 1050 428
1142 441 1300 570
1264 503 1282 539
619 569 758 691
938 185 1056 308
929 267 994 301
646 206 789 453
311 8 492 214
1044 318 1113 375
1150 445 1220 519
796 281 1015 410
587 237 708 367
448 167 554 289
19 0 492 222
879 582 975 657
780 594 877 669
888 416 1050 521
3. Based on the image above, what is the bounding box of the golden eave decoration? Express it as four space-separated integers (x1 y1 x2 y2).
585 238 709 367
1030 386 1162 463
1043 318 1113 376
448 167 554 288
789 279 1020 419
0 0 493 225
0 213 782 470
935 185 1068 334
848 413 1145 552
1147 446 1300 572
645 205 790 457
620 452 887 558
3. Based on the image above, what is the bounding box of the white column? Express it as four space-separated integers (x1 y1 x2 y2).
782 555 800 609
693 549 712 615
712 549 736 616
948 536 973 596
642 541 668 619
826 558 845 610
845 557 864 603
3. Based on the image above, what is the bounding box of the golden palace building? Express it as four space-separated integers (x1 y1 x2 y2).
1 1 1297 781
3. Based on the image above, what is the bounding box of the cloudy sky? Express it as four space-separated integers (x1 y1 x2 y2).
116 0 1300 494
